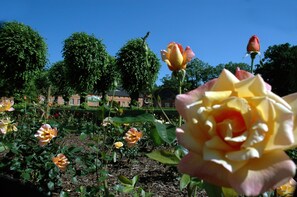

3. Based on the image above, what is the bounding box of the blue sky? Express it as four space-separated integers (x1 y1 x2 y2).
1 0 297 85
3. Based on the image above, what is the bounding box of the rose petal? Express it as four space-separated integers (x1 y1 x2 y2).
228 150 296 196
176 125 208 154
211 69 239 91
203 147 247 172
169 44 183 69
235 75 267 98
235 67 272 91
283 92 297 148
183 46 195 63
178 152 231 187
235 67 254 80
175 79 217 121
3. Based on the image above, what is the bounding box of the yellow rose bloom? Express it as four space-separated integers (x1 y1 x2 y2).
114 141 124 149
176 68 297 196
277 178 296 197
0 97 14 112
0 117 17 134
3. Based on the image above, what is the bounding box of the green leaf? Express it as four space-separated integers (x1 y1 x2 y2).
222 187 238 197
0 143 8 152
118 175 133 185
80 132 88 140
146 150 179 165
59 191 69 197
111 113 155 124
122 185 134 193
47 181 55 191
153 122 176 144
113 152 117 163
202 181 224 197
131 175 139 187
180 174 191 190
150 124 163 146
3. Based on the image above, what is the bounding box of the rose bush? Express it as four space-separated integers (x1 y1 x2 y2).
175 68 297 196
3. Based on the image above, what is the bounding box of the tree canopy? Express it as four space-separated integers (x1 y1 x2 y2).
94 55 119 101
48 61 74 103
62 32 109 99
255 43 297 96
0 21 47 97
116 35 161 105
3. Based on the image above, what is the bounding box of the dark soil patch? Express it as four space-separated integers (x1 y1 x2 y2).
52 134 208 197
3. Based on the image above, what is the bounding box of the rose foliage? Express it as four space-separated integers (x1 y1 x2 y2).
175 68 297 196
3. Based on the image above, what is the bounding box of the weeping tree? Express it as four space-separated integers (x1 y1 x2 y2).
0 21 47 99
116 33 161 106
48 61 74 104
62 32 109 103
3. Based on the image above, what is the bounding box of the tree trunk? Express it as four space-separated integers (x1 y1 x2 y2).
130 91 139 107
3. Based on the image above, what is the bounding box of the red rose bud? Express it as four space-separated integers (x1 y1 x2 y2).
247 35 260 53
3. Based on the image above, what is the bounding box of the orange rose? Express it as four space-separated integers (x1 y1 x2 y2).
52 153 70 171
161 42 195 71
123 127 143 147
34 124 58 147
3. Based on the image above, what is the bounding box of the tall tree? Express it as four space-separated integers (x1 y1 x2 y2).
116 34 161 106
0 21 47 98
183 59 250 91
94 55 119 103
216 62 250 75
62 32 109 103
48 61 74 104
255 43 297 96
184 58 215 91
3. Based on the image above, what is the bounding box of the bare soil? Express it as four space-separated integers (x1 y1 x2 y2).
53 134 208 197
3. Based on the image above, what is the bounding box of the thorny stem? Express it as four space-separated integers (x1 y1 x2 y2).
154 95 173 125
100 83 117 196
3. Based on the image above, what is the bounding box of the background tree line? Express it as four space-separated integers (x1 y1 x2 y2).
1 21 297 107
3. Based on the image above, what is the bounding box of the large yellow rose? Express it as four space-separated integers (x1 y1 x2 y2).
175 68 297 196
